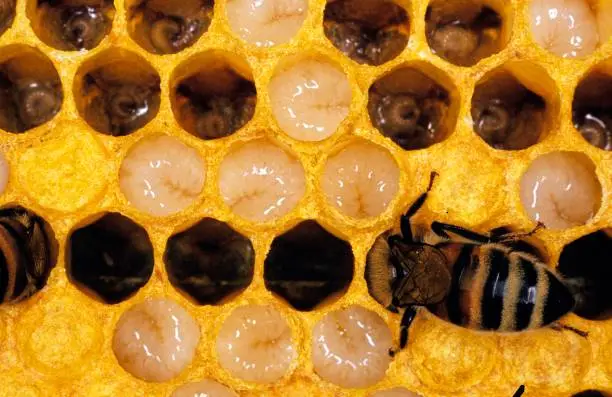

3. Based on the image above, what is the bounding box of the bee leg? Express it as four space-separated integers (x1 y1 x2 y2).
431 221 491 244
491 222 545 243
401 171 438 241
389 305 418 357
550 322 589 338
512 385 525 397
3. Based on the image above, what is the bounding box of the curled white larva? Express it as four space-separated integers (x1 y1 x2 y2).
216 304 295 383
112 298 200 382
171 379 238 397
529 0 599 58
219 140 305 222
312 305 393 388
0 150 8 195
226 0 308 47
520 151 602 229
269 58 352 141
369 388 423 397
321 141 400 218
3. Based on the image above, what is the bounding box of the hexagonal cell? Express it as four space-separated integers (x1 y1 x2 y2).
164 218 254 305
323 0 409 66
425 0 506 66
264 220 354 311
529 0 611 59
0 45 63 133
572 65 612 151
471 62 557 150
67 212 154 304
321 141 400 219
520 151 602 229
219 140 305 222
226 0 308 48
368 65 456 150
126 0 213 55
27 0 115 51
73 48 161 136
0 1 15 38
558 229 612 320
171 52 256 140
269 55 352 142
0 205 58 304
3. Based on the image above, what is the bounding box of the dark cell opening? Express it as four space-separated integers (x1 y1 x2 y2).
127 0 213 55
572 71 612 151
558 229 612 321
572 391 611 397
67 212 154 304
75 50 160 136
31 0 115 51
323 0 409 66
425 1 503 67
0 0 15 38
264 220 354 311
471 69 546 150
0 46 63 133
164 218 254 305
173 62 256 140
368 66 452 151
0 205 58 304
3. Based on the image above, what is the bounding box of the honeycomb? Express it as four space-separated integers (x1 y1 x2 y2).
0 0 610 396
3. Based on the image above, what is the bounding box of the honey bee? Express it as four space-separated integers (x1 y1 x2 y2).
366 172 587 356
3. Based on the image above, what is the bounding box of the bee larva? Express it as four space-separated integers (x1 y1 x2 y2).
0 206 56 303
366 172 588 356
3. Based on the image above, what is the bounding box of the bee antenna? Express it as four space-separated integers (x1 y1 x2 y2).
427 171 439 192
512 385 525 397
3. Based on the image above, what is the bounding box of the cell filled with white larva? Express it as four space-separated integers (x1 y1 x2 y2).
321 141 399 219
529 0 608 59
269 57 352 142
126 0 213 54
218 140 305 222
519 151 602 229
112 298 201 382
119 135 206 217
171 379 238 397
323 0 409 66
216 305 296 383
311 305 392 388
226 0 308 48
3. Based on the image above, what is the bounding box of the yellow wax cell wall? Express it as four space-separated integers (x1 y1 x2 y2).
0 0 610 396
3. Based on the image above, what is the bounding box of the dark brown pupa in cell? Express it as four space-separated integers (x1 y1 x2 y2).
61 5 108 50
0 206 57 304
150 17 204 54
0 0 15 36
14 78 63 130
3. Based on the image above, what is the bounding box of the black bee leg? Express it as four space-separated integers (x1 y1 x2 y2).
400 171 438 242
550 323 589 338
492 222 545 243
513 385 525 397
389 305 418 357
431 221 490 244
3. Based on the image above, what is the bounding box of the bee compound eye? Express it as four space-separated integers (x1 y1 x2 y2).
62 6 107 49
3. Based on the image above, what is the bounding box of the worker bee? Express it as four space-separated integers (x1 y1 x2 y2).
366 172 587 356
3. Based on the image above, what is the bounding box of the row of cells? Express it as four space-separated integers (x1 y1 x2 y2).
2 44 612 153
0 0 608 64
1 205 611 390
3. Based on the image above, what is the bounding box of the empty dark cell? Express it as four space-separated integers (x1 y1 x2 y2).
67 213 154 304
572 72 612 151
0 0 15 37
368 67 451 151
0 205 57 304
164 218 254 305
426 3 503 67
323 0 409 66
175 66 256 140
264 220 354 311
558 229 612 320
472 71 546 150
572 391 610 397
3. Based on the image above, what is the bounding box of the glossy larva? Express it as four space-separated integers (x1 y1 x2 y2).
216 305 295 383
119 135 206 216
520 151 602 229
311 305 393 388
0 150 8 195
226 0 308 47
112 298 200 382
321 141 399 218
529 0 599 58
218 140 305 222
369 388 423 397
269 59 352 141
171 379 238 397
